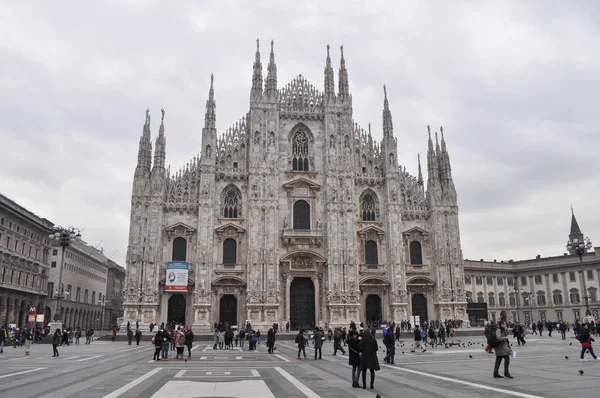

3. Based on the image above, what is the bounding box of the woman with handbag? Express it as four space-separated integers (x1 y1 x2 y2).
346 330 361 388
358 328 380 389
578 324 598 362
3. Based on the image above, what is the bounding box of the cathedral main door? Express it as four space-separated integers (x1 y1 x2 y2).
219 295 237 326
290 277 315 331
365 295 382 324
167 294 186 325
411 294 428 324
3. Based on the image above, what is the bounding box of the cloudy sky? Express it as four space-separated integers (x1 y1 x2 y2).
1 0 599 268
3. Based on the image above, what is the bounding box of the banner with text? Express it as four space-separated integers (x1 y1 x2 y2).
165 261 189 292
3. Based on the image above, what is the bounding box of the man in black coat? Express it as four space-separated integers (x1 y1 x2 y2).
383 325 395 364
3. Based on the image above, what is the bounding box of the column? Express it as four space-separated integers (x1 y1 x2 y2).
312 275 319 327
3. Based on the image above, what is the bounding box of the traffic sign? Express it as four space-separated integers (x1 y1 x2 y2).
29 306 37 314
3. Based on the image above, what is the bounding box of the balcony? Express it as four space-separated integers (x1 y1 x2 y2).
215 263 245 275
359 264 386 275
281 229 323 248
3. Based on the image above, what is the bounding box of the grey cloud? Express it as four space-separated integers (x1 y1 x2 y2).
1 0 598 267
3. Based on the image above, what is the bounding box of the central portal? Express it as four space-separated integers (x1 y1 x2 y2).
365 294 382 324
219 294 238 327
290 277 315 331
411 294 428 324
167 294 186 325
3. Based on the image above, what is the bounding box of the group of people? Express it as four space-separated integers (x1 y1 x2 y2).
152 325 195 361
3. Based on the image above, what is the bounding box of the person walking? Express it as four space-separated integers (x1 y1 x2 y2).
161 329 170 360
184 326 194 361
152 329 162 361
127 328 134 345
313 328 323 360
346 329 361 387
333 328 346 355
0 324 7 354
267 328 276 354
492 320 513 379
577 324 599 362
295 330 307 359
358 328 380 389
25 328 33 356
75 328 81 345
383 325 395 364
52 329 60 357
559 322 567 340
410 326 425 353
135 329 142 345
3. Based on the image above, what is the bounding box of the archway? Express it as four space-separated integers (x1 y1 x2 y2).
168 294 186 325
411 294 428 324
219 295 237 327
365 295 382 325
290 277 315 330
18 301 25 327
44 307 52 325
500 310 507 322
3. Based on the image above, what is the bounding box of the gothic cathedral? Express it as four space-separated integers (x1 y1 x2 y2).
122 41 468 332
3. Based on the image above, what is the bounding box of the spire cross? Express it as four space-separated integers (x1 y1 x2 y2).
161 108 165 122
256 38 259 50
340 45 344 58
327 44 330 57
271 39 274 52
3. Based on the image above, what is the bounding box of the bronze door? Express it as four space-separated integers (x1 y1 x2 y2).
290 278 315 331
219 294 238 326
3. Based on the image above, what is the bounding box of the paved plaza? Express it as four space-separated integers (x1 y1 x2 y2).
0 332 599 397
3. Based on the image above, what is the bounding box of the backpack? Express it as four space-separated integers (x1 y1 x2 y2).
488 328 501 348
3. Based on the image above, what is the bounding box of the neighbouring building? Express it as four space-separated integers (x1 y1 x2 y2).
0 193 53 327
105 259 125 329
122 41 468 332
46 239 125 330
464 211 599 324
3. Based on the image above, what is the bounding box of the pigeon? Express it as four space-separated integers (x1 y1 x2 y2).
469 355 473 359
579 370 584 375
402 351 404 354
184 359 187 362
565 356 569 360
376 395 382 398
569 342 572 346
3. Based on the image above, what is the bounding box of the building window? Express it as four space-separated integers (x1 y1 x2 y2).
587 270 594 280
14 240 18 251
17 271 21 285
476 276 482 285
569 290 580 304
497 277 503 286
536 292 546 305
52 249 58 256
486 277 493 286
365 240 378 265
499 293 506 307
488 293 496 307
6 237 11 250
293 200 310 230
477 292 484 303
552 273 559 283
172 237 187 262
222 238 237 265
590 290 597 302
48 282 54 298
291 131 309 171
222 188 240 218
360 193 377 221
84 289 89 304
464 275 471 285
509 294 516 307
51 261 57 268
569 272 576 282
76 287 81 302
0 217 3 225
521 276 527 286
523 295 530 306
466 291 473 303
534 275 542 284
409 241 423 265
507 277 514 287
553 291 563 305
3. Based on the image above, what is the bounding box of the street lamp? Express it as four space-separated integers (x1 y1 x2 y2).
49 226 81 323
566 236 593 318
513 284 521 324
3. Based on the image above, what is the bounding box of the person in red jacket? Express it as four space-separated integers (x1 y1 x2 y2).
578 324 598 362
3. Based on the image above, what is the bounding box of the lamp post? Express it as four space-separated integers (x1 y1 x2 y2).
513 284 521 324
49 226 81 323
567 236 593 319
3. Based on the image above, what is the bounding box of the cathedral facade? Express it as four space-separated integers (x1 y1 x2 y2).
122 41 468 332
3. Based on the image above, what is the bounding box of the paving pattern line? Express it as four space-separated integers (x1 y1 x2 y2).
380 363 544 398
102 367 163 398
77 355 104 362
274 354 290 362
274 367 321 398
0 367 47 379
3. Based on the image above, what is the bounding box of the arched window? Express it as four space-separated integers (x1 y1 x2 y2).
477 292 484 303
488 293 496 307
293 200 310 230
365 240 378 265
223 189 240 218
292 131 309 171
569 289 580 304
222 238 237 265
464 275 471 284
507 277 514 287
552 290 563 305
497 277 503 286
410 241 423 265
361 194 377 221
172 237 187 262
475 276 482 285
509 293 516 307
536 291 546 305
499 293 506 307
